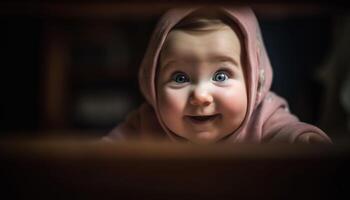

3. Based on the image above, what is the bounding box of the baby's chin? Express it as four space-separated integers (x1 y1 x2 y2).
188 131 222 144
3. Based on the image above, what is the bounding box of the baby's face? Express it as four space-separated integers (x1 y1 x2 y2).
157 25 247 144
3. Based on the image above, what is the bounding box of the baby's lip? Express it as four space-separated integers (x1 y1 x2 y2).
185 114 221 124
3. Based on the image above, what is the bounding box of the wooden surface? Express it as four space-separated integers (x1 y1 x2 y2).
0 138 349 199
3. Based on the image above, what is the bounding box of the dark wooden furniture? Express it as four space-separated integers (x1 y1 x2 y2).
0 139 348 200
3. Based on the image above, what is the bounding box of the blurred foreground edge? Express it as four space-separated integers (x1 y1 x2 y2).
0 138 349 199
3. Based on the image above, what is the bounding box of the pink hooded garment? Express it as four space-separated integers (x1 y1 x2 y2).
105 7 332 144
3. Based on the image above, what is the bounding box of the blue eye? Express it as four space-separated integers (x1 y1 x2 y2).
172 72 189 83
213 71 229 82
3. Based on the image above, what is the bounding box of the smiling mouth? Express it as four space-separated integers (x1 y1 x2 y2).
186 114 221 124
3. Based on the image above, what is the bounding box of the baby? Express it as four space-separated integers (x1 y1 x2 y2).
105 7 332 144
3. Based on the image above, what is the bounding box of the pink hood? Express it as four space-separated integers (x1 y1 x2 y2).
106 7 331 143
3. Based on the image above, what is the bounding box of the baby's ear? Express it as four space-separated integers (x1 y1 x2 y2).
295 132 331 144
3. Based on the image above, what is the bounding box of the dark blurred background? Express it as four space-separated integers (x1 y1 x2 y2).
0 1 349 142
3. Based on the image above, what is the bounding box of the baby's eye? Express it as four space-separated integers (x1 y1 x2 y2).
213 71 229 82
172 72 190 83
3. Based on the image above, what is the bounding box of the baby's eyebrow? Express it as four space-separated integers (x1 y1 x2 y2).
160 55 239 70
160 60 180 70
160 55 194 70
209 55 239 67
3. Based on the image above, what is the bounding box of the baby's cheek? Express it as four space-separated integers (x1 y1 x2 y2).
158 88 189 134
160 88 188 112
158 87 189 123
215 85 247 115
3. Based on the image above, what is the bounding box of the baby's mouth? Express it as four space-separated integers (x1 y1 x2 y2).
186 114 221 124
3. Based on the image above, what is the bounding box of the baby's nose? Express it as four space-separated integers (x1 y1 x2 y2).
189 86 213 106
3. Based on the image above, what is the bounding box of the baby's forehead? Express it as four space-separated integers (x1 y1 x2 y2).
162 14 243 53
160 27 242 64
172 10 243 38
